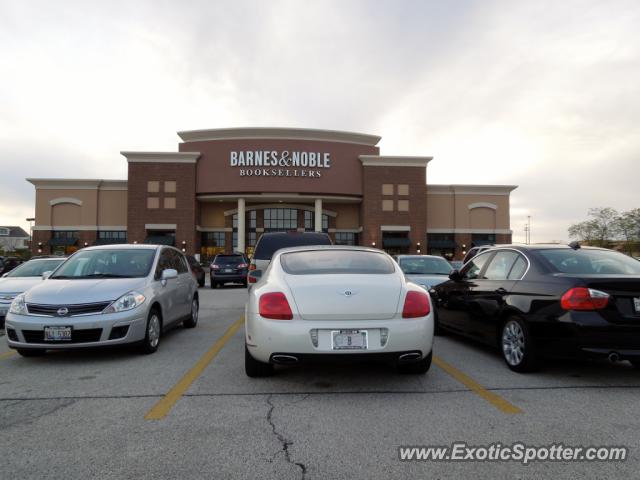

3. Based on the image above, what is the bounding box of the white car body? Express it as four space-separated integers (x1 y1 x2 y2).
245 246 434 374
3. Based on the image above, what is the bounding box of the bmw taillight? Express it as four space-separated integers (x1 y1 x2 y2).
259 292 293 320
402 291 431 318
561 287 609 311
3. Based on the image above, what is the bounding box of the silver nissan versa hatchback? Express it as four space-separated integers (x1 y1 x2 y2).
4 244 199 357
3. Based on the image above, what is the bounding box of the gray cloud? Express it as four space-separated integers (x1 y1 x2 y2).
0 0 638 241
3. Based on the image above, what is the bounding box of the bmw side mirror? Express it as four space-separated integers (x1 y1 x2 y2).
161 269 178 280
449 270 461 281
42 271 52 280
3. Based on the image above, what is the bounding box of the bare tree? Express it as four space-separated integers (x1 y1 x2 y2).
614 208 640 255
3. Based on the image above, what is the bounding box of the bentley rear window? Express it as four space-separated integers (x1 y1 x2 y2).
281 250 395 275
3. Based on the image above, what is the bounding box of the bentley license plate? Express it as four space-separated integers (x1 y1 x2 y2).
44 326 72 341
331 330 367 350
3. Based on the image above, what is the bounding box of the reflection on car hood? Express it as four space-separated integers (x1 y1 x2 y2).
404 274 449 289
0 277 44 297
24 278 147 305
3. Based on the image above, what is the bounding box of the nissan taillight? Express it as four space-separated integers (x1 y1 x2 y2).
259 292 293 320
402 291 431 318
561 287 609 311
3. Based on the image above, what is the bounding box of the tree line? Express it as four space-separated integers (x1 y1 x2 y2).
568 207 640 254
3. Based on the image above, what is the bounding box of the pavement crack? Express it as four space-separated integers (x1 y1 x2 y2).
266 394 307 479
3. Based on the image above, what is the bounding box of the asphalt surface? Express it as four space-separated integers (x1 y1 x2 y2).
1 283 639 479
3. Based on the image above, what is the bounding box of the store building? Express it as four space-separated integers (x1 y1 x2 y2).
28 128 516 260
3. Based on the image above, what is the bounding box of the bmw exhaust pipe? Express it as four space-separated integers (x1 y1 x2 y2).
608 352 620 363
271 354 299 365
398 352 422 363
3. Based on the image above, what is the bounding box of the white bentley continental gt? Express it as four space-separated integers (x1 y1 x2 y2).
244 246 434 376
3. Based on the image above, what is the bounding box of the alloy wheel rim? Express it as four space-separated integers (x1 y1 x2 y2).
192 299 198 324
502 321 525 366
148 315 160 347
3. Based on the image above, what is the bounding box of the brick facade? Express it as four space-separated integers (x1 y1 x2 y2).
361 166 427 254
127 162 198 254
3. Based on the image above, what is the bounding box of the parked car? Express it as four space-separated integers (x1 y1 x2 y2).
0 257 21 276
449 260 464 270
210 253 250 288
394 255 453 290
4 244 198 357
244 245 434 376
462 245 494 264
249 231 332 285
0 257 66 328
186 255 205 287
431 243 640 372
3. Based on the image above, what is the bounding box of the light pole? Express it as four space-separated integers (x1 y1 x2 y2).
26 217 35 251
527 216 531 244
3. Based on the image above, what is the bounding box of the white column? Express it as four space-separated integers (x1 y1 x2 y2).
237 198 246 253
314 198 323 232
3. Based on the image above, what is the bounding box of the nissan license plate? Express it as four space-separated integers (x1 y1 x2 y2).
332 329 367 350
44 326 72 341
634 297 640 314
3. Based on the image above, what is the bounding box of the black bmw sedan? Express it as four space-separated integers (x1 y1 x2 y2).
431 244 640 372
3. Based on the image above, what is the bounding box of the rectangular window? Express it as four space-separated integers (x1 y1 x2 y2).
304 211 329 231
164 197 176 209
147 181 159 193
98 231 127 242
398 184 409 196
334 232 357 246
382 199 394 212
164 181 176 193
147 197 159 209
397 200 409 211
264 208 298 231
201 232 225 247
52 231 78 239
382 184 394 196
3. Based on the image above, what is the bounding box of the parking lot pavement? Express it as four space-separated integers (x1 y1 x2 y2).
2 284 640 479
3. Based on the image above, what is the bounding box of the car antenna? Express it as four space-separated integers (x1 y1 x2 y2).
568 241 581 250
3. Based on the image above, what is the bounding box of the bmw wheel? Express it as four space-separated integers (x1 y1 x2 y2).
501 317 538 372
140 309 161 354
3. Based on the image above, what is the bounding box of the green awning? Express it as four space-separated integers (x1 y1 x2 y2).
144 235 175 246
94 238 127 245
428 239 456 249
382 237 412 248
48 237 78 247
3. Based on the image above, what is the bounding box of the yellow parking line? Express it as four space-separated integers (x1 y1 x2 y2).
0 350 17 360
145 316 244 420
433 355 523 414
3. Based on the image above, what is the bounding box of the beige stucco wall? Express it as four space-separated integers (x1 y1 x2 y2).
199 202 234 228
426 192 510 231
327 203 360 229
36 189 98 226
97 190 127 226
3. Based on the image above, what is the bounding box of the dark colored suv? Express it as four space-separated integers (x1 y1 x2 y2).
211 253 250 288
248 232 332 284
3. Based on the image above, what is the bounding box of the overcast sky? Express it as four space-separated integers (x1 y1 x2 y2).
1 0 638 242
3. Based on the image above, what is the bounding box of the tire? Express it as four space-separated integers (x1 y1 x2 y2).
500 317 538 373
183 296 199 328
210 277 216 289
433 310 446 336
398 351 432 374
139 309 162 354
198 277 205 288
17 349 46 357
245 344 274 377
242 279 248 288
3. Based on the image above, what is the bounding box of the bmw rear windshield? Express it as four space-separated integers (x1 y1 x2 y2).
538 249 640 275
281 250 396 275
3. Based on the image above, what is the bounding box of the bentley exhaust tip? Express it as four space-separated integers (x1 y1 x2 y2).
271 354 299 365
398 352 422 363
608 352 620 363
